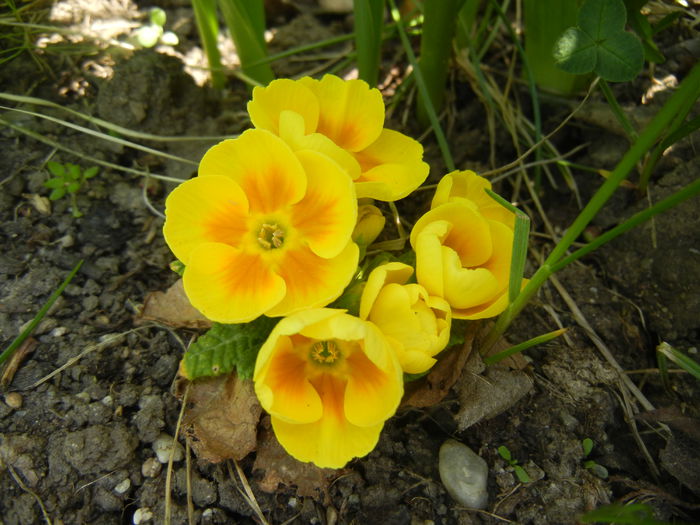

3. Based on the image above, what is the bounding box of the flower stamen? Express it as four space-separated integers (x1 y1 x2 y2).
257 223 285 250
309 340 340 365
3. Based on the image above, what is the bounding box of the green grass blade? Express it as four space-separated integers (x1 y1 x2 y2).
192 0 225 89
657 342 700 381
599 78 638 140
218 0 274 86
485 189 530 302
484 328 567 365
0 260 83 367
354 0 385 86
388 0 455 171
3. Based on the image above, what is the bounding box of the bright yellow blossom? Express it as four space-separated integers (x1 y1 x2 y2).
163 129 359 323
410 202 514 320
431 170 515 228
247 74 429 202
360 262 451 374
253 308 403 469
352 203 385 248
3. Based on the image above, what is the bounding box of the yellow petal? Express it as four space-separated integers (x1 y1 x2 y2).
352 204 386 247
254 336 323 424
359 262 413 320
248 78 319 135
413 220 450 298
291 149 357 259
279 110 361 180
300 75 384 152
344 346 402 427
198 130 307 214
265 242 359 317
412 202 492 267
163 175 249 265
353 129 430 201
270 373 385 469
183 242 286 323
441 245 501 310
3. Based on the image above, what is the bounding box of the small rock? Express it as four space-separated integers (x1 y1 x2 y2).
152 433 184 464
439 439 489 509
133 507 153 524
141 457 162 478
114 477 131 494
5 392 23 409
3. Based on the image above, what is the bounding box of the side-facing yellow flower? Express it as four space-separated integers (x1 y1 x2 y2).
247 74 429 201
253 308 403 469
359 262 451 374
163 129 359 323
410 202 514 320
431 170 515 228
352 203 386 248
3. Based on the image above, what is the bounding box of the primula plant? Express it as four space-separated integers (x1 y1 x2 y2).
163 74 521 468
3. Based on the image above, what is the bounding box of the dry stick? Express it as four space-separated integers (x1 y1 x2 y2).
186 439 195 525
8 464 52 525
229 460 269 525
164 383 190 525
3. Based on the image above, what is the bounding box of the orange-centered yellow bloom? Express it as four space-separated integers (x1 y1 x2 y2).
360 262 451 374
253 308 403 468
247 74 429 202
163 129 359 323
410 200 514 320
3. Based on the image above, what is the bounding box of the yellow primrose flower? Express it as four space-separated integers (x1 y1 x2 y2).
247 74 429 202
359 262 451 374
431 170 515 229
410 202 514 320
253 308 403 469
163 129 359 323
352 203 385 248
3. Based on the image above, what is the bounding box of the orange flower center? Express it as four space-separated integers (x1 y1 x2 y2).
309 340 341 365
257 222 285 250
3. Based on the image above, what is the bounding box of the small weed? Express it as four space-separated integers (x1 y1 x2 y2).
581 438 609 479
497 445 531 484
43 161 99 218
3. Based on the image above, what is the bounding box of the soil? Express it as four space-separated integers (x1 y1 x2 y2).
1 1 699 524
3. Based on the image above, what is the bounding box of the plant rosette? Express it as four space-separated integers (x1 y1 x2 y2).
162 74 525 469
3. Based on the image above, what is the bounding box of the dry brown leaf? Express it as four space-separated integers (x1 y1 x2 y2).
138 279 212 329
253 417 336 500
180 373 261 462
1 337 38 390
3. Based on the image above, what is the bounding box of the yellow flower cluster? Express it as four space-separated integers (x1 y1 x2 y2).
163 75 519 469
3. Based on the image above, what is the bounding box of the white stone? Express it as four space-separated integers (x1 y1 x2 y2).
439 439 489 509
133 507 153 524
152 433 184 464
114 478 131 494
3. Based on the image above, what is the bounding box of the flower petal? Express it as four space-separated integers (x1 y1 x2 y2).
353 129 430 201
254 336 323 424
198 130 307 213
163 175 249 265
270 373 384 469
183 242 286 323
441 246 501 310
291 149 357 259
248 78 319 135
265 242 359 317
300 75 384 152
359 262 414 320
413 220 450 298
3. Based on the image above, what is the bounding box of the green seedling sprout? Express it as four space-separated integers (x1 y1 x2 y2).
580 502 671 524
44 161 99 218
581 438 608 479
0 260 83 368
134 8 178 48
497 445 531 484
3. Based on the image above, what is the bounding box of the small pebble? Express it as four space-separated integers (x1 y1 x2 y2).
50 326 68 338
141 457 162 478
114 478 131 494
152 433 184 464
5 392 23 409
439 439 489 509
133 507 153 524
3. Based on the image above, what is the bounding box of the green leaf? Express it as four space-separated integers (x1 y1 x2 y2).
514 465 531 483
579 0 627 39
582 437 594 457
67 163 81 180
150 7 167 27
181 317 278 380
595 31 644 82
49 187 66 200
66 181 81 193
553 27 597 75
580 503 667 524
44 177 65 189
497 445 512 461
47 161 65 177
83 166 99 179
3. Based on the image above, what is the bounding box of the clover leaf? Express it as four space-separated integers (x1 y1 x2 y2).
553 0 644 83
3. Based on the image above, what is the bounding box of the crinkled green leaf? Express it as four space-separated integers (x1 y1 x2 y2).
181 316 278 380
47 161 65 177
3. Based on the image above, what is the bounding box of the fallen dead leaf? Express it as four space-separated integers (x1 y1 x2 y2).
1 337 38 390
253 417 336 500
138 279 212 329
177 373 261 462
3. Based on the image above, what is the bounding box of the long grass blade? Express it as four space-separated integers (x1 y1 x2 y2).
484 328 567 365
354 0 385 86
192 0 226 89
657 342 700 381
